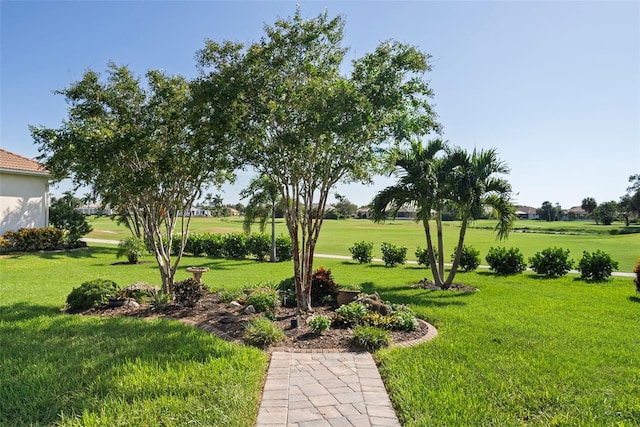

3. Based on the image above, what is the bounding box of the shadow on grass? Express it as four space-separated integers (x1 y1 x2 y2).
356 281 472 309
628 295 640 303
0 302 260 425
2 246 114 261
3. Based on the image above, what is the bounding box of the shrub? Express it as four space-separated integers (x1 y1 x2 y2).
150 291 171 311
3 228 65 252
311 266 339 306
381 242 407 267
185 234 206 256
578 250 619 282
277 277 297 307
116 236 146 264
363 312 394 329
349 241 374 264
309 315 331 334
49 198 92 244
244 317 285 348
223 232 248 259
529 247 574 278
246 233 271 261
415 247 437 268
352 326 391 351
634 258 640 293
117 283 158 303
173 277 206 307
245 288 280 312
486 246 527 275
201 233 224 258
334 302 368 328
66 279 120 311
275 234 293 261
219 289 245 303
392 307 419 331
451 245 481 272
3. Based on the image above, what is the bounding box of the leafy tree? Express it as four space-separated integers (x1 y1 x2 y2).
203 193 230 217
581 197 597 218
619 174 640 225
537 201 562 222
240 175 281 262
49 195 92 245
32 63 236 294
196 9 439 311
594 201 618 225
371 141 515 289
333 193 358 219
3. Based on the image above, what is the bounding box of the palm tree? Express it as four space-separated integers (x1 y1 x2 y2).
240 175 281 262
371 140 516 289
370 139 449 287
444 147 516 287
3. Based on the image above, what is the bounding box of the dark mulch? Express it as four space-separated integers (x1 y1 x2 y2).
82 292 431 351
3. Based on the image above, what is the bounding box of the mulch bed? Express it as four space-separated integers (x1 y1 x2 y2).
82 292 434 352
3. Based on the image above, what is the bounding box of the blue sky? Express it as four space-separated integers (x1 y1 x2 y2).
2 1 638 209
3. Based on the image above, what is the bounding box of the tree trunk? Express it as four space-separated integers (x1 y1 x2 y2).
423 219 445 288
270 204 276 262
445 212 469 287
436 211 445 282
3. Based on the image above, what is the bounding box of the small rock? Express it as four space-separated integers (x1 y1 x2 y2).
123 299 140 308
243 305 256 314
229 301 242 308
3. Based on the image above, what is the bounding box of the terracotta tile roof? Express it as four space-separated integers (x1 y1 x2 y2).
0 148 49 175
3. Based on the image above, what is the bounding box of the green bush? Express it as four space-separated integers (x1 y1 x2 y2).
3 227 66 252
173 277 206 307
349 241 374 263
245 288 280 312
150 291 171 311
223 232 248 259
311 266 339 306
415 247 437 268
66 279 120 311
486 246 527 275
184 234 206 256
116 236 146 264
309 315 331 334
392 306 419 331
277 277 297 307
275 234 293 261
363 311 394 329
49 198 92 244
381 242 407 267
578 250 619 282
334 302 368 328
246 233 271 261
244 317 285 348
201 233 224 258
352 326 391 351
218 289 245 303
529 247 574 278
452 245 481 272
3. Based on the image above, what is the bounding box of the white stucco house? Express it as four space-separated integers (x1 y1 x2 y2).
0 149 50 235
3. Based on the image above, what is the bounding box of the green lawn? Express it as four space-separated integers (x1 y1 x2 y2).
87 216 639 272
1 244 639 425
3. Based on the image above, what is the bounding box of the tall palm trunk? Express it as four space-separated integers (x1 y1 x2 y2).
445 212 470 287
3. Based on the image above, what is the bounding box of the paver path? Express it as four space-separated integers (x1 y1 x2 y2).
256 352 401 427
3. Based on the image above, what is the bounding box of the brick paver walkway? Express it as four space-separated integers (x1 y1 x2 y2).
256 352 401 427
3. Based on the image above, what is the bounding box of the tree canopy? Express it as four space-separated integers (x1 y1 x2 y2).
32 63 236 293
196 8 440 311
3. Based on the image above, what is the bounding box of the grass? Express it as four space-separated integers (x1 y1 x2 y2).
0 247 267 426
2 241 639 425
86 216 640 271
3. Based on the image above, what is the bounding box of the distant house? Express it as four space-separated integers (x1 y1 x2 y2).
514 205 539 220
77 201 114 216
567 206 587 219
356 204 416 220
0 149 50 235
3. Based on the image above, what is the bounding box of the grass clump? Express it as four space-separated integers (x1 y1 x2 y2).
244 317 285 348
245 288 280 312
66 279 120 311
353 325 391 351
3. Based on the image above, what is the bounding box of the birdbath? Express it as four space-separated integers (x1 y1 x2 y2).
186 267 209 283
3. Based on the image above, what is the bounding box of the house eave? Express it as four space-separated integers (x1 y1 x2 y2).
0 167 50 178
